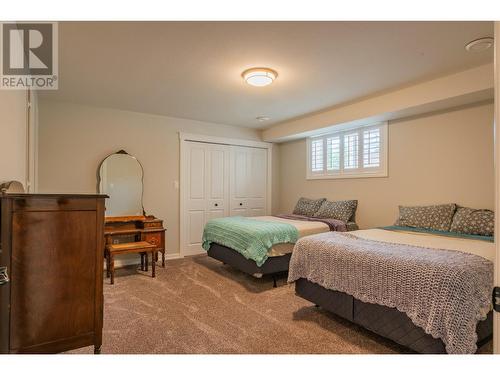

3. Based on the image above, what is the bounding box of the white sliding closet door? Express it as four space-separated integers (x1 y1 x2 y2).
230 146 267 217
183 142 230 256
180 134 270 257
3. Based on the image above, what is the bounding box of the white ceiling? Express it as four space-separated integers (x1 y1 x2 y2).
39 21 494 128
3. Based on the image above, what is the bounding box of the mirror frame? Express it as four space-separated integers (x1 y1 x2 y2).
97 149 146 218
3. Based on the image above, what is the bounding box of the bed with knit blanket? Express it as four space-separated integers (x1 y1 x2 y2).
202 214 358 284
288 227 494 354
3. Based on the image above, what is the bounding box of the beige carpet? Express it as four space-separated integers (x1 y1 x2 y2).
70 254 492 354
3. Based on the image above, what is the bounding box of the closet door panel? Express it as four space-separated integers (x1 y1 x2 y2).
189 147 206 201
247 148 267 217
233 149 248 197
208 148 225 199
249 148 267 198
230 147 249 216
206 145 229 220
185 144 207 253
188 210 205 244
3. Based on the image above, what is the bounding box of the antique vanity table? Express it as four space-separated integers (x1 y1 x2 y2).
98 150 166 284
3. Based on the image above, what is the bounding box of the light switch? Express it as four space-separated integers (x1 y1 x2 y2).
174 180 179 190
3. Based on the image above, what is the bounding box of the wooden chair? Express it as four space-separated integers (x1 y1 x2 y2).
105 241 157 284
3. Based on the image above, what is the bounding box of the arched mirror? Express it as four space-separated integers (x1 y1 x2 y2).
98 150 145 217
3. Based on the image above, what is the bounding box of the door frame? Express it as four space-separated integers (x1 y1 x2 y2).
494 21 500 354
179 132 273 258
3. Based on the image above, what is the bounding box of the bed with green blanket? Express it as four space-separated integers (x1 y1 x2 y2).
202 214 356 283
202 216 299 267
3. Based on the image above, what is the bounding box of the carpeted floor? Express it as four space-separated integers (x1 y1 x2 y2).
70 254 492 354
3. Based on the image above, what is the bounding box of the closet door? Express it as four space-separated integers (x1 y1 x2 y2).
206 144 230 220
230 146 267 217
184 142 208 255
184 142 230 255
247 148 267 216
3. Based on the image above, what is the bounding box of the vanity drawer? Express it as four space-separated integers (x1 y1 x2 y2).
143 232 163 248
143 219 163 229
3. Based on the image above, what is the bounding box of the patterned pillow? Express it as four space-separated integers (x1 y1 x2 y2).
396 204 456 231
450 207 494 236
313 200 358 223
293 197 326 217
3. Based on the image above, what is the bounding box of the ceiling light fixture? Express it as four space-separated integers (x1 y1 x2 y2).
256 116 270 122
242 67 278 87
465 37 494 52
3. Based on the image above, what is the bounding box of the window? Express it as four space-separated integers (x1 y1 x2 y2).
307 122 387 179
326 136 340 171
310 138 323 172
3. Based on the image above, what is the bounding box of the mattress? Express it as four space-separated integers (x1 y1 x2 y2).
253 216 359 257
252 216 330 257
351 228 495 262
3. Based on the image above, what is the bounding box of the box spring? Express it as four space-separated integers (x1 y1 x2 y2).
207 243 291 276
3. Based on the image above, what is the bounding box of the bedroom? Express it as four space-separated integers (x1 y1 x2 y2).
1 1 500 371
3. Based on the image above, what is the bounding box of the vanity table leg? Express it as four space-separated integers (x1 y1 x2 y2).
105 252 110 278
162 250 165 268
151 251 156 278
140 253 145 271
110 254 115 285
145 253 148 271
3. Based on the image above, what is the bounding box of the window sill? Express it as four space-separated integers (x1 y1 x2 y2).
306 172 388 180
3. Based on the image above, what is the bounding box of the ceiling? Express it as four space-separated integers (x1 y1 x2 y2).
39 21 494 128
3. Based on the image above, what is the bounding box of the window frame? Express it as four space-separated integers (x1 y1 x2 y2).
306 122 388 180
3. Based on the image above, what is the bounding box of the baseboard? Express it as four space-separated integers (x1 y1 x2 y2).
105 252 184 269
166 253 183 260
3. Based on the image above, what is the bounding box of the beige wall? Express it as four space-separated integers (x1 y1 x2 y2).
0 90 27 186
37 100 265 256
278 102 494 228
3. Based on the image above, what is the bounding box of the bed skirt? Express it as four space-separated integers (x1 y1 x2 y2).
295 278 493 354
207 243 291 277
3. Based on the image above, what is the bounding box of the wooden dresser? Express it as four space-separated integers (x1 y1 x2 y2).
0 193 107 354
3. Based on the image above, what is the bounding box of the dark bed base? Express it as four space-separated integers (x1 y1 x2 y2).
295 278 493 354
207 243 291 287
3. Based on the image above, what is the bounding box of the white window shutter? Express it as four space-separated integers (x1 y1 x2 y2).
306 122 387 179
326 136 340 171
310 138 324 172
343 132 359 169
363 128 380 168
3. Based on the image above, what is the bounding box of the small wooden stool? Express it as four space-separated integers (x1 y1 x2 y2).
105 241 157 285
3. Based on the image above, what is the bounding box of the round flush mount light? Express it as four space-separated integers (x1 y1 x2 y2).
465 37 494 52
242 67 278 87
256 116 270 122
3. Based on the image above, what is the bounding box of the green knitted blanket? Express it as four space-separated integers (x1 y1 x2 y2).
202 216 299 266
